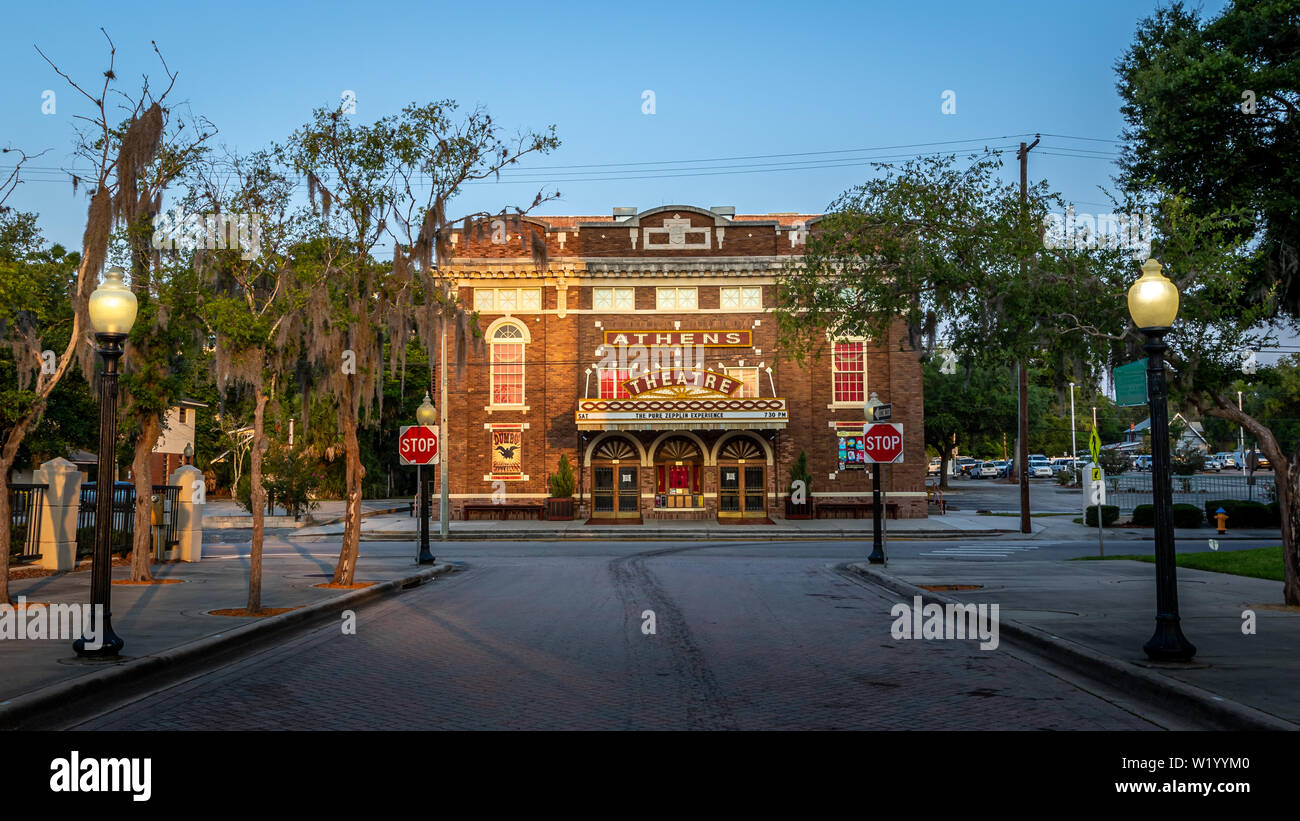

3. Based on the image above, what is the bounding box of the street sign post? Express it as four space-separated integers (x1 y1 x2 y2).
871 403 893 422
1086 425 1104 556
399 425 439 465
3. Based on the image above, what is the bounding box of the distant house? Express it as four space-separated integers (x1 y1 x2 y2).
8 401 206 485
148 399 207 480
1124 413 1210 453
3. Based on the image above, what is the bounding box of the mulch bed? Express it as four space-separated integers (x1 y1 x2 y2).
208 607 301 617
7 556 130 582
112 578 185 585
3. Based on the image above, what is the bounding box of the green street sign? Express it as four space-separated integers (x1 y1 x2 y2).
1089 426 1101 462
1113 360 1148 407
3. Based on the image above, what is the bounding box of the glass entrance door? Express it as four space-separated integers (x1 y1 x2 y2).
594 465 640 518
616 466 639 518
718 464 766 518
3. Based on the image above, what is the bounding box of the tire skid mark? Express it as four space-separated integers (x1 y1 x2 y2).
609 544 737 730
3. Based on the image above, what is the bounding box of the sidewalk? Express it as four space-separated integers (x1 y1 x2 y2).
0 550 453 728
203 498 407 529
852 557 1300 728
289 510 1034 540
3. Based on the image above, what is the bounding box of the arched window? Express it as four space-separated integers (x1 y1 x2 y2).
490 323 526 405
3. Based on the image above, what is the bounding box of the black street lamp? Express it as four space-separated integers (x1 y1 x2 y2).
74 266 137 658
1128 258 1196 662
415 392 437 565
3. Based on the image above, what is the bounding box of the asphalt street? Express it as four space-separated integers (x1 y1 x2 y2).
70 537 1171 731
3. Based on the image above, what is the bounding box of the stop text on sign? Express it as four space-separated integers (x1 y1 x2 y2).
398 425 439 465
861 423 904 463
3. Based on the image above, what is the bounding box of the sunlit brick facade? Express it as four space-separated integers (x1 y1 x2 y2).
435 205 926 521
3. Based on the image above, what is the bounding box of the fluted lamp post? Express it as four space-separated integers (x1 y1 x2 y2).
864 392 886 564
74 266 137 658
1128 258 1196 662
415 392 437 565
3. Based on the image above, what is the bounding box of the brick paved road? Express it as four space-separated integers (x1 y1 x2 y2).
75 543 1158 730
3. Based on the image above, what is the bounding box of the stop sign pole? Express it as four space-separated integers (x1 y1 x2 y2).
860 412 903 565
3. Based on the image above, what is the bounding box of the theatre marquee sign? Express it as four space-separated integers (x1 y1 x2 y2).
603 330 752 348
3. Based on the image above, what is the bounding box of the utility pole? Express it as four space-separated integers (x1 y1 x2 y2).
1069 382 1078 482
1015 135 1040 534
439 321 449 541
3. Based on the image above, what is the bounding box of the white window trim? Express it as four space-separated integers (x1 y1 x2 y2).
487 320 529 411
596 367 635 399
723 366 761 398
720 285 762 311
593 286 635 312
656 286 698 311
827 337 868 409
475 287 544 314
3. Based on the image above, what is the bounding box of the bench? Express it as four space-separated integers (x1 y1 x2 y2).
463 503 543 521
815 501 900 519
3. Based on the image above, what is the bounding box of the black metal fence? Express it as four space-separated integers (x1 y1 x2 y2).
8 484 47 565
1104 473 1277 514
77 483 181 558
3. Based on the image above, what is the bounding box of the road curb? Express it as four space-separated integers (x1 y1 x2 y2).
847 563 1297 732
352 528 1019 541
0 562 455 730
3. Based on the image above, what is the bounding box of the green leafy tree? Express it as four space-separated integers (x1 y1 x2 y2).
922 359 1016 485
1 38 185 602
1114 2 1300 603
280 100 558 585
1116 0 1300 312
191 148 303 611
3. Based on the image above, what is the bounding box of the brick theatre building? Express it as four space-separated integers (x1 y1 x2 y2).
435 205 926 521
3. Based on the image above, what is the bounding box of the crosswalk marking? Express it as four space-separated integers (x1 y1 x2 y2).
922 542 1043 558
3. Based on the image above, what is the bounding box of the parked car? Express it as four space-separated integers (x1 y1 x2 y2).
955 457 978 478
1050 457 1077 473
1216 452 1238 469
1030 463 1054 478
994 459 1011 478
973 461 1000 479
1132 455 1153 471
928 458 941 476
1249 450 1272 470
1202 457 1223 472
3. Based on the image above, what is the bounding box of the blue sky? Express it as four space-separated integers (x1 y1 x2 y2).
1 0 1229 251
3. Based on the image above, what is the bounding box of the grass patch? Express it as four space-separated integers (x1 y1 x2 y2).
1073 546 1284 581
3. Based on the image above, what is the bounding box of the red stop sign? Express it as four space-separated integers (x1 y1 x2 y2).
399 425 439 465
861 423 903 463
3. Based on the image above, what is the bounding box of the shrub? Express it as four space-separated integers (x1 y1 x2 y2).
547 454 576 498
1131 504 1155 526
264 448 322 520
1172 503 1203 528
1204 499 1277 528
1054 470 1075 486
1085 504 1119 526
788 450 812 503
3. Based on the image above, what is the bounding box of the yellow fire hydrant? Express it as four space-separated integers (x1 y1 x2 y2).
1214 506 1229 534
